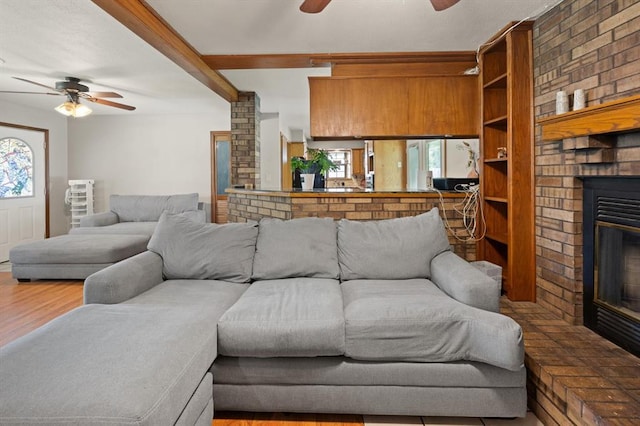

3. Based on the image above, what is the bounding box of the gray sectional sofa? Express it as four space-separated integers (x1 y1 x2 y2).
0 208 526 425
72 192 204 236
9 193 205 281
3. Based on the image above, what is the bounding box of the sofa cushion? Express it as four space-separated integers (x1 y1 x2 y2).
147 212 258 283
337 208 450 280
251 217 340 280
341 279 524 371
218 278 345 357
0 304 217 426
10 234 149 264
70 221 159 236
110 193 199 222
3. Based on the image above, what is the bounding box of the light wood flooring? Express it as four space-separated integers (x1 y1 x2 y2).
0 271 540 426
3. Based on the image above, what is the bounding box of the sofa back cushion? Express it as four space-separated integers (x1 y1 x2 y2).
110 193 199 222
148 212 258 283
251 217 340 280
337 208 451 281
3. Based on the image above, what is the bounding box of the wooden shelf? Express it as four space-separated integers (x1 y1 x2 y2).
478 21 535 302
483 73 507 89
486 232 509 245
484 115 508 127
538 94 640 141
485 196 508 203
484 158 508 164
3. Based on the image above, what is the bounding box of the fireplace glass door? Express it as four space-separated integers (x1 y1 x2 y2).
596 221 640 322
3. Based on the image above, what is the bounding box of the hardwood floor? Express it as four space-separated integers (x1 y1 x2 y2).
0 272 83 347
0 272 364 426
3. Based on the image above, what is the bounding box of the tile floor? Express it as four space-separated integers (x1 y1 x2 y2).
363 412 541 425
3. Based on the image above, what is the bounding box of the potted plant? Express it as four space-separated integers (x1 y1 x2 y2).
290 148 338 190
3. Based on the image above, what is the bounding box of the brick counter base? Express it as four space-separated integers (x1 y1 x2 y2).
502 299 640 425
227 190 477 262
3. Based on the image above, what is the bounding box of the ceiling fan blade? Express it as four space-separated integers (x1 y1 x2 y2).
300 0 331 13
0 90 62 95
87 91 123 98
430 0 460 11
86 97 136 111
12 76 61 92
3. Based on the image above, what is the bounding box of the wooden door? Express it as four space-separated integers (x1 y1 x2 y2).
210 131 231 223
281 140 304 189
373 140 406 190
351 148 364 176
0 125 48 262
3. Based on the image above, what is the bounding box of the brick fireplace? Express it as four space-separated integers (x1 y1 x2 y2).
533 0 640 326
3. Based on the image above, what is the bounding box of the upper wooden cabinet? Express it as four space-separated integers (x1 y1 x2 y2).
309 75 478 139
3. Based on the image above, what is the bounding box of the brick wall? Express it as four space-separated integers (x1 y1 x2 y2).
231 92 261 188
228 191 477 261
534 0 640 324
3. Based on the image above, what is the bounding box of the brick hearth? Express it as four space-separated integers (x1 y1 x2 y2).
502 298 640 425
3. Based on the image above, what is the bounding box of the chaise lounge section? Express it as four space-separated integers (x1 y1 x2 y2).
9 193 204 281
0 209 526 425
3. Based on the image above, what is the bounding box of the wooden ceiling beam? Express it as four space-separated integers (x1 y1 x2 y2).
203 51 477 70
91 0 238 102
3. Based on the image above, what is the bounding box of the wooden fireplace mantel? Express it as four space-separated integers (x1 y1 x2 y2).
538 94 640 141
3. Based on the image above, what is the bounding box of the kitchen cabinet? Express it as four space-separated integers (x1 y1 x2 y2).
477 21 535 302
309 76 478 139
351 148 364 176
310 77 408 138
408 77 479 136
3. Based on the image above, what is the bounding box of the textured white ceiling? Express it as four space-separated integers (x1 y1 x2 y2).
0 0 562 134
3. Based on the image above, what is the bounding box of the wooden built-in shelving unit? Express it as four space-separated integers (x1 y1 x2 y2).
478 21 536 302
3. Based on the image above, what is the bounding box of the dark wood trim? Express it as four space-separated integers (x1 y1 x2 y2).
91 0 238 102
0 122 50 238
203 51 476 70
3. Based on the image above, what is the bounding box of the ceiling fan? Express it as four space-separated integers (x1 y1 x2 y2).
300 0 460 13
0 76 136 117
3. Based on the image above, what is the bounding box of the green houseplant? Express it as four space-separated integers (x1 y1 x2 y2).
290 148 339 189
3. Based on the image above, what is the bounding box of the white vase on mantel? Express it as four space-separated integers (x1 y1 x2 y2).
301 173 315 190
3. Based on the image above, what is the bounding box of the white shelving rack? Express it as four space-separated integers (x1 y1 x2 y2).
68 179 94 228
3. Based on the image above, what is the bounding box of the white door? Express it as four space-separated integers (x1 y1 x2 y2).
0 126 46 262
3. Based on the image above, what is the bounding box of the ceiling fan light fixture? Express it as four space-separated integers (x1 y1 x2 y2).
55 100 92 118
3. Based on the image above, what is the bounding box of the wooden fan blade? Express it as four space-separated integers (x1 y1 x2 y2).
87 91 123 98
430 0 460 11
86 97 136 111
0 90 62 95
300 0 331 13
12 76 61 92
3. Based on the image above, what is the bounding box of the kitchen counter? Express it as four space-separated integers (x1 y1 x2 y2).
226 187 476 261
226 187 465 197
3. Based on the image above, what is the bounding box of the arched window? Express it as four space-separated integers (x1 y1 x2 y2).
0 137 34 198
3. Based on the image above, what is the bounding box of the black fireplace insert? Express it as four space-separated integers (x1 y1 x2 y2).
583 177 640 356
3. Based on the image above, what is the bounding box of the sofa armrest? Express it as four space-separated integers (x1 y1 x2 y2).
79 211 119 227
84 251 164 304
430 251 500 312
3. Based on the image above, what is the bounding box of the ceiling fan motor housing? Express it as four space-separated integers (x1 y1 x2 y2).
56 77 89 93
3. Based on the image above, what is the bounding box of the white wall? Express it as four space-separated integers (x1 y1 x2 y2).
445 139 479 178
68 112 229 214
0 99 69 236
260 115 281 190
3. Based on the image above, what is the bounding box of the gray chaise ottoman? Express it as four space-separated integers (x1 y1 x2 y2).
0 304 216 426
10 234 149 281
